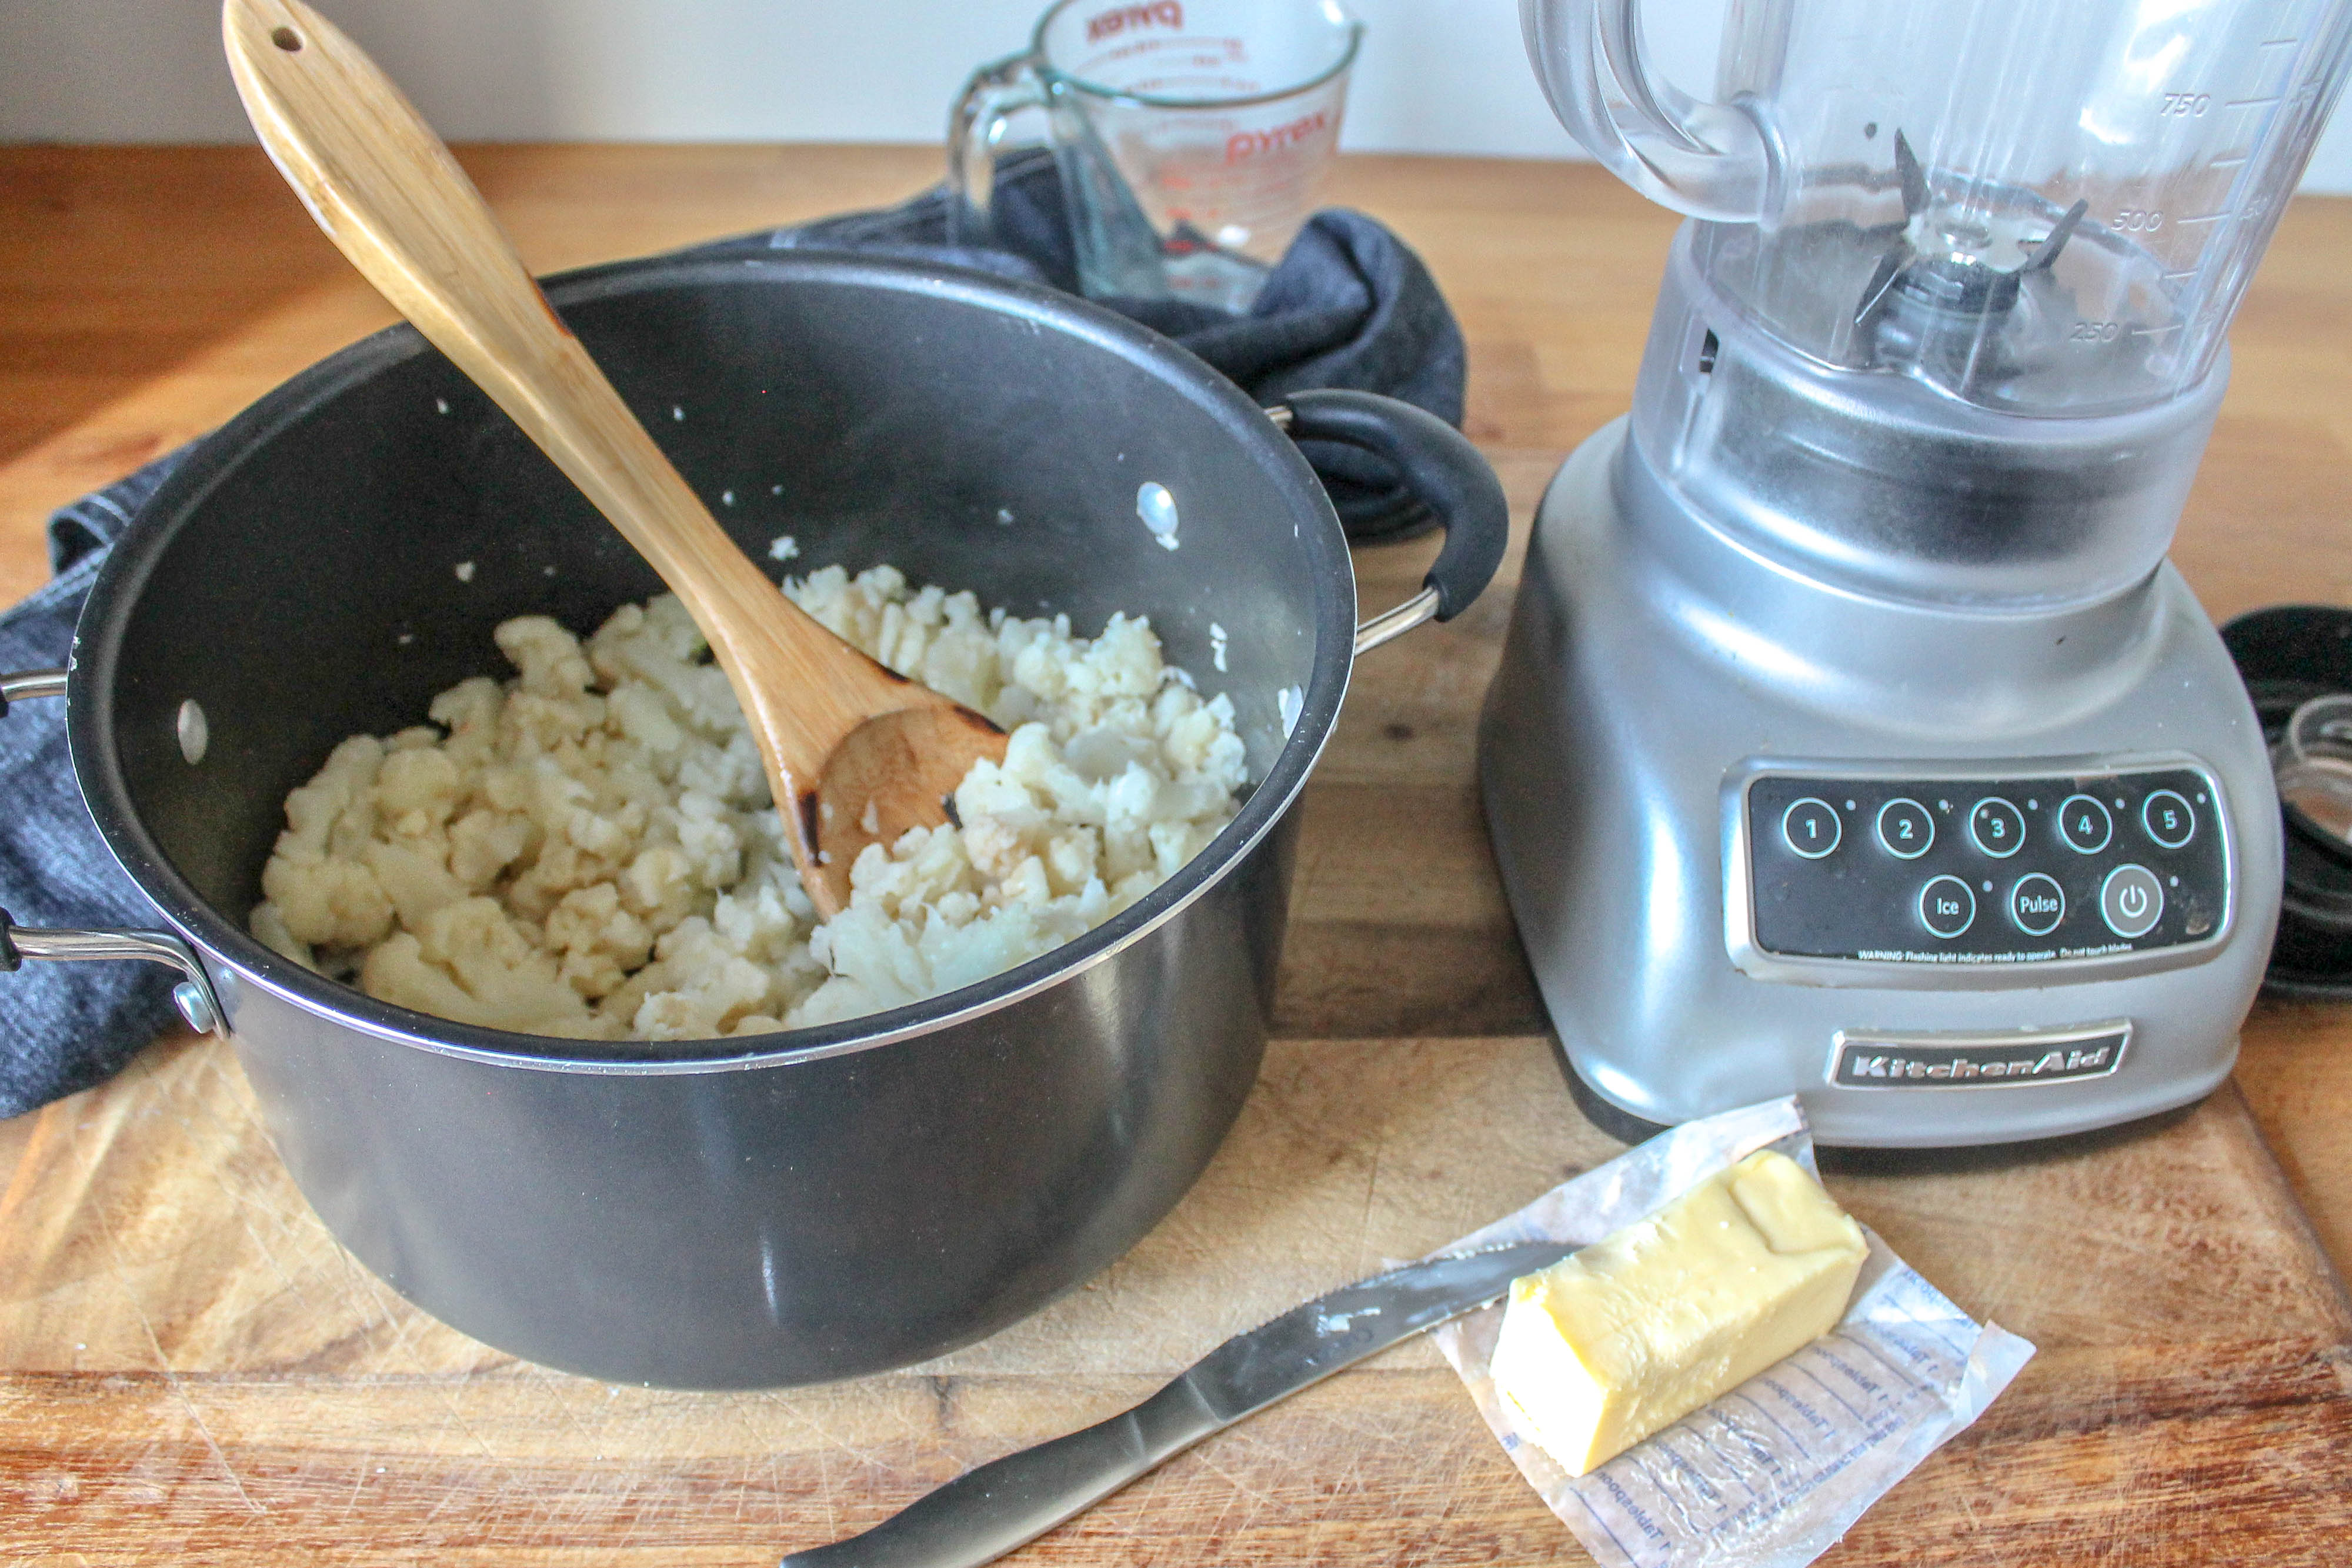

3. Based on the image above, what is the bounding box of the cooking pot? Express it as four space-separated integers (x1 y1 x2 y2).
0 251 1504 1389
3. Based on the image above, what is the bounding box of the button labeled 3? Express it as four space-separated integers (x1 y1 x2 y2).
1968 797 2025 858
2100 864 2164 939
1918 875 1976 939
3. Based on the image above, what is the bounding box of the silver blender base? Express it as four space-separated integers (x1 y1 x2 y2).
1480 421 2281 1148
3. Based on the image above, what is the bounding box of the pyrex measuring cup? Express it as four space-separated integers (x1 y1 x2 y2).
1524 0 2352 413
949 0 1362 312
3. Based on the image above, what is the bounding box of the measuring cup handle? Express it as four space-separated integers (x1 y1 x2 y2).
1522 0 1776 221
947 52 1047 249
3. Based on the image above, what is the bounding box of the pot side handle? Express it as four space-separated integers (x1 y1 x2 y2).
0 669 227 1037
1270 392 1510 655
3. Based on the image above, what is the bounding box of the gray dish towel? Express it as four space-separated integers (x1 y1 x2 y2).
0 159 1466 1119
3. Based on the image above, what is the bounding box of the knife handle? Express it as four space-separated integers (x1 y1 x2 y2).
780 1375 1223 1568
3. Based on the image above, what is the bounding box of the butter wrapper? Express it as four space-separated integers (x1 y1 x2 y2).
1430 1097 2034 1568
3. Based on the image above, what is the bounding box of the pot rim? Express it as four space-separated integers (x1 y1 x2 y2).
68 250 1357 1076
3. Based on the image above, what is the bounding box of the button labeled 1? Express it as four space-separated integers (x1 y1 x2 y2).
1781 798 1841 859
2100 864 2164 939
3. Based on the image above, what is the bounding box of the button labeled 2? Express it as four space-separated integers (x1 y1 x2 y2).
1876 798 1934 859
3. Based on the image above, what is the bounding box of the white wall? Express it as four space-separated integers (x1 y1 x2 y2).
6 0 2352 191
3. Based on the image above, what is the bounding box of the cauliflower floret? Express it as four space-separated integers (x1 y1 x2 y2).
251 557 1246 1040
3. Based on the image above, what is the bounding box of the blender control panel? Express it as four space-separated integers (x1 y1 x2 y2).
1740 766 2228 968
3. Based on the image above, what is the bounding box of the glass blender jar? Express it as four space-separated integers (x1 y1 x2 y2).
1482 0 2352 1145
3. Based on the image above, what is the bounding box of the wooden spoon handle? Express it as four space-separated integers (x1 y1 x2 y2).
222 0 866 792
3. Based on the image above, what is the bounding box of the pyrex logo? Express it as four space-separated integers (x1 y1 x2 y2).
1087 2 1183 42
1227 110 1329 162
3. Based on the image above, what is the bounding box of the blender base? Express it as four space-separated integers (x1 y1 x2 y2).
1481 420 2280 1148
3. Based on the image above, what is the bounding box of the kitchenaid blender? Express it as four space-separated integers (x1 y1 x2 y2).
1484 0 2352 1145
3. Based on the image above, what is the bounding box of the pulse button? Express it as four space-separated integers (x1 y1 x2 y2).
2057 793 2114 854
1968 797 2025 858
1919 875 1976 940
2141 789 2196 849
1876 798 1934 859
2100 864 2164 939
2009 873 2065 936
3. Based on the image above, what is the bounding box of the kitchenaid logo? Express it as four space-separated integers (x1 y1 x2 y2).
1227 110 1330 162
1830 1026 2130 1090
1086 2 1182 42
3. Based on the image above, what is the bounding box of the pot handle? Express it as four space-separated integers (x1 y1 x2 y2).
0 669 228 1037
1270 393 1510 656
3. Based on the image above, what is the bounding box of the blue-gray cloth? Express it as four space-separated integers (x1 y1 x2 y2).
0 162 1466 1119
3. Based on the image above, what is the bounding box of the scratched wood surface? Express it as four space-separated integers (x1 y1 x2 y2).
4 146 2352 1564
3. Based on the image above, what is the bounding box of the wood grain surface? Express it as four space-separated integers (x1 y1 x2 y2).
4 145 2352 1564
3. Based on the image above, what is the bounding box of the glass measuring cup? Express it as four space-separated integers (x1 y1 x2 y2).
1524 0 2352 413
949 0 1362 312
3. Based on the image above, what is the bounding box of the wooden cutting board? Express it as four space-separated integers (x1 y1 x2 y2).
3 148 2351 1564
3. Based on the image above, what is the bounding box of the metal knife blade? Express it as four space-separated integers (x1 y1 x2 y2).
777 1239 1576 1568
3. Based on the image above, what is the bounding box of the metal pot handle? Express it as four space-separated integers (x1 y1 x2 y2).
1269 394 1512 655
0 669 227 1036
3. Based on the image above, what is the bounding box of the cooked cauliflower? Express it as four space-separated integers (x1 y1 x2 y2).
249 559 1246 1040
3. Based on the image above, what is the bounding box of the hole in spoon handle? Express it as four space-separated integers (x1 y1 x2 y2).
271 25 302 51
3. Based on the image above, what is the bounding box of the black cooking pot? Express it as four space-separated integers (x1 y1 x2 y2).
0 252 1505 1388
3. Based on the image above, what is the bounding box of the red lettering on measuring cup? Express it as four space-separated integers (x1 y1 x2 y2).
1086 1 1184 43
1225 110 1329 162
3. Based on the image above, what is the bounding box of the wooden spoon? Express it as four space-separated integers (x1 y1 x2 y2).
223 0 1006 920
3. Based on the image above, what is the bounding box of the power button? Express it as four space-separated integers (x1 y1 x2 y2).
2100 864 2164 939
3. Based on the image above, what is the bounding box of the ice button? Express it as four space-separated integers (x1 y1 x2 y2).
2009 873 2065 936
2141 789 2196 850
2100 864 2164 939
1918 875 1976 940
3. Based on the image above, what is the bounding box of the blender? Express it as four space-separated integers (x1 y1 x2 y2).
1483 0 2352 1145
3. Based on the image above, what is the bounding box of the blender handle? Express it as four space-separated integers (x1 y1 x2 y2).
1522 0 1776 221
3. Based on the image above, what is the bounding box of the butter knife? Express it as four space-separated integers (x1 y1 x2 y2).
778 1239 1577 1568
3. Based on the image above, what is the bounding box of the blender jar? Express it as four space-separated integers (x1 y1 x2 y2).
1523 0 2352 602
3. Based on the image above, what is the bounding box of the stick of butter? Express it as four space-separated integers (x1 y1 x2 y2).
1490 1148 1868 1477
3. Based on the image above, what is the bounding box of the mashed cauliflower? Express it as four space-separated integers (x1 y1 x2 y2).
249 560 1246 1039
